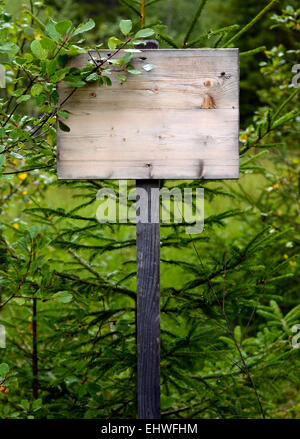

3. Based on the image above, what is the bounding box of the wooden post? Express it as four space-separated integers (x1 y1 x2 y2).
136 40 160 420
136 179 160 419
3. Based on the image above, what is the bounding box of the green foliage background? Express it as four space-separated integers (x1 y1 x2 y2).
0 0 299 419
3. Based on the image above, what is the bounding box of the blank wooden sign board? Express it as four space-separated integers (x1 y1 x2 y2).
57 49 239 180
57 48 239 419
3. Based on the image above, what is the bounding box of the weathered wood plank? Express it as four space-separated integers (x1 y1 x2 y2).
57 161 238 180
136 180 160 419
59 50 239 110
57 49 239 180
58 140 237 160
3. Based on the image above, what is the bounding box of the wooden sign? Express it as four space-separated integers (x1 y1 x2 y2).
57 49 239 180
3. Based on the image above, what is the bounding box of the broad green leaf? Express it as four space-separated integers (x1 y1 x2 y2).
120 19 132 36
51 90 59 104
57 54 69 68
57 110 69 119
16 95 31 104
67 45 86 56
122 52 133 64
86 73 99 82
31 83 43 97
46 59 57 76
103 76 112 86
135 28 155 39
116 74 127 82
40 37 56 52
51 69 68 82
31 40 48 60
133 40 147 46
14 88 26 97
127 66 141 75
109 58 123 66
58 120 71 132
108 37 122 51
0 42 19 55
64 78 86 88
55 20 72 36
0 363 9 377
14 57 27 66
45 20 61 42
73 19 95 36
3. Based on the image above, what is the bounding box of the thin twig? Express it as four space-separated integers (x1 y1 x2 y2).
141 0 145 29
0 295 15 310
3 165 53 175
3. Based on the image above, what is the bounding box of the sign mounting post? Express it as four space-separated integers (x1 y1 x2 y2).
136 179 160 419
135 40 160 420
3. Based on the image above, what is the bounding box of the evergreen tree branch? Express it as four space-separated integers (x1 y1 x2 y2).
223 0 278 47
190 239 267 419
183 0 208 47
273 87 299 121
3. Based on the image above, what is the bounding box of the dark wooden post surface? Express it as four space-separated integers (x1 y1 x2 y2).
136 179 160 419
135 40 160 420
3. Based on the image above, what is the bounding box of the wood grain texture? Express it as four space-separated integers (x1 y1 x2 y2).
57 49 239 180
136 180 160 419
